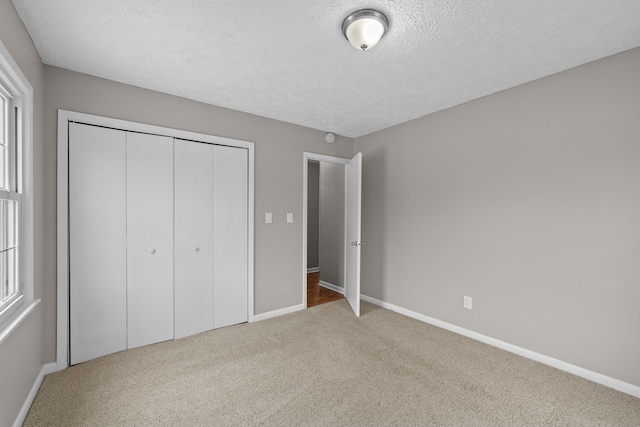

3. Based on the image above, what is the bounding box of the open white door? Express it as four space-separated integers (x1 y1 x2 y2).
345 152 362 316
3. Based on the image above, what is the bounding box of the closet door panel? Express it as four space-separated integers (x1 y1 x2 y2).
126 132 174 349
213 146 248 328
69 123 127 364
174 140 214 339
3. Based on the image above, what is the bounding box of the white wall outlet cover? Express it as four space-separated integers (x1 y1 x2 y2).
265 212 272 224
287 213 293 223
464 296 472 310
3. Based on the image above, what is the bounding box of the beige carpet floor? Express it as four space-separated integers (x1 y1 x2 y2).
25 300 640 426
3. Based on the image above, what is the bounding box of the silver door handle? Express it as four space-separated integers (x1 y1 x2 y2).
351 242 364 246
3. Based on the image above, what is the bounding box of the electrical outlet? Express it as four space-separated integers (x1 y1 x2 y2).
463 296 472 310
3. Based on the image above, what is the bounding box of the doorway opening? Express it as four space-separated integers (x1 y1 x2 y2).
306 160 345 307
303 152 362 315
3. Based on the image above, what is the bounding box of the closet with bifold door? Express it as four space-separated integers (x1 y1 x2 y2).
69 122 249 365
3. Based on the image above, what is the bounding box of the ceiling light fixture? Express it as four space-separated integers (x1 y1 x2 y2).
342 9 389 51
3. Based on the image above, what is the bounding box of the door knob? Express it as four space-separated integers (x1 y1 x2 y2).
148 248 156 254
193 246 200 252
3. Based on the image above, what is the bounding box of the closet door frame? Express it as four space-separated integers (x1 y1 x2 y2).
56 109 255 371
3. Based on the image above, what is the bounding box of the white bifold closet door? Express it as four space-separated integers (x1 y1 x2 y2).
126 132 175 349
175 142 249 334
69 122 249 364
69 123 127 365
213 145 248 328
174 140 214 339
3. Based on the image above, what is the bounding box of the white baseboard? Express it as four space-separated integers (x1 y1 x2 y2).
319 281 344 295
306 267 319 273
360 294 640 399
253 303 305 322
13 362 57 427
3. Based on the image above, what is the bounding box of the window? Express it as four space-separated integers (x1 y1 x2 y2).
0 40 33 328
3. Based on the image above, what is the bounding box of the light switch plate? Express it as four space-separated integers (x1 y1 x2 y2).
287 213 293 223
265 212 272 224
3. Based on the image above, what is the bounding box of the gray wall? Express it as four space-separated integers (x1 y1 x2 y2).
318 162 345 287
307 162 319 269
354 47 640 388
43 66 355 362
0 0 45 425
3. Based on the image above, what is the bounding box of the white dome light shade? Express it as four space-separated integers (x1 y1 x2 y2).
342 9 389 51
346 19 385 50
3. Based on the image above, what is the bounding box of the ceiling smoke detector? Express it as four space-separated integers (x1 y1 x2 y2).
325 133 335 143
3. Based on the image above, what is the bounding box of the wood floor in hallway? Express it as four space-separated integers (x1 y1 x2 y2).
307 271 344 308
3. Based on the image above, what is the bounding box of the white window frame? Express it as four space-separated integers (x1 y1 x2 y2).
0 40 36 343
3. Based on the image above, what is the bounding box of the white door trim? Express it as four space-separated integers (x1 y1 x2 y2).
57 109 255 370
302 152 349 309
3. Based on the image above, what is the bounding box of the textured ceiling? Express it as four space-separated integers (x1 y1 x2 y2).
11 0 640 138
